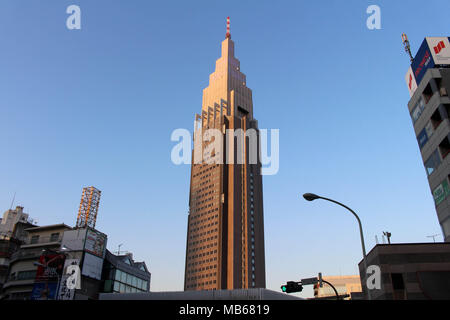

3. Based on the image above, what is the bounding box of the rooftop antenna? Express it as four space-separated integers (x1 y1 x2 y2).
116 243 123 255
427 234 440 243
402 33 414 63
9 192 16 210
226 16 231 39
383 231 392 244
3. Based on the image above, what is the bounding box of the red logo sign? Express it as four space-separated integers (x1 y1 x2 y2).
409 74 413 90
434 41 446 54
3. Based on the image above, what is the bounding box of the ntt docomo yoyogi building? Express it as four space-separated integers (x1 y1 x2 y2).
405 36 450 242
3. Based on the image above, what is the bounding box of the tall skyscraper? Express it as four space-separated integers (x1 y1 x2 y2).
184 18 266 290
404 36 450 242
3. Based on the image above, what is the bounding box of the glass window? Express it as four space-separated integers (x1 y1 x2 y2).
121 270 127 283
126 273 132 285
50 233 60 242
17 270 36 280
30 235 39 244
411 96 425 124
425 121 434 139
132 276 137 287
126 285 132 293
137 278 142 289
119 283 126 293
113 281 120 292
425 149 441 176
115 269 122 281
417 128 429 150
142 280 148 290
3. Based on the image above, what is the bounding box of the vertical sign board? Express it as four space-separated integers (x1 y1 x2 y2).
57 258 80 300
84 228 107 258
411 38 435 86
81 228 107 280
31 254 66 300
405 66 418 97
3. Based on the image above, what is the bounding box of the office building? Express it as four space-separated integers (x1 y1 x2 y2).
405 37 450 241
184 18 266 291
102 250 151 294
358 243 450 300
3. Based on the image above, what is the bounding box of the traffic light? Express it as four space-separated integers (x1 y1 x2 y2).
280 281 303 293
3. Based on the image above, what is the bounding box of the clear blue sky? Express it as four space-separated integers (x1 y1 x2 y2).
0 0 448 298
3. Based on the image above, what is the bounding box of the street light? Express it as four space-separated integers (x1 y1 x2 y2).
302 193 372 300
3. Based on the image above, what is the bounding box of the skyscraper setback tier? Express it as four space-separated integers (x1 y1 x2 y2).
184 22 266 291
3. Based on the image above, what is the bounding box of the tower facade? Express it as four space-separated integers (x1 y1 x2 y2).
405 37 450 242
184 19 266 290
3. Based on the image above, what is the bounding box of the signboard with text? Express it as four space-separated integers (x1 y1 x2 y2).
57 258 80 300
406 37 450 96
31 254 66 300
84 228 107 258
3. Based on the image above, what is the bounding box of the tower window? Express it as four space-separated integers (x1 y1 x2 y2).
424 149 441 176
423 83 434 104
439 136 450 159
431 108 443 130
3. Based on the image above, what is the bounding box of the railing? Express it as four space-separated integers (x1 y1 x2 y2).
9 249 43 262
22 235 63 246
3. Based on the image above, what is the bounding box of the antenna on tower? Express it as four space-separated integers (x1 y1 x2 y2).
402 33 414 62
226 16 231 39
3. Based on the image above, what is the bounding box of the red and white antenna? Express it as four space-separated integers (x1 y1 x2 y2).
226 16 231 39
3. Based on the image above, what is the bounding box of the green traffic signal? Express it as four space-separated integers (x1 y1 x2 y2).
280 281 303 293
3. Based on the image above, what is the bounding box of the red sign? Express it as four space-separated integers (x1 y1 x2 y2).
35 254 66 282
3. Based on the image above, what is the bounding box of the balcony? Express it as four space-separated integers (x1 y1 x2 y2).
20 235 63 249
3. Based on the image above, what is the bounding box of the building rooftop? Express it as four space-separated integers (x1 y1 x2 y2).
24 223 72 233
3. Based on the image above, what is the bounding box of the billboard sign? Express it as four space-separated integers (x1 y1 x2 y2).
84 228 107 258
57 258 80 300
411 38 435 86
405 66 418 97
427 37 450 66
407 37 450 95
34 254 66 282
81 252 104 280
433 179 450 206
31 282 59 300
31 253 66 300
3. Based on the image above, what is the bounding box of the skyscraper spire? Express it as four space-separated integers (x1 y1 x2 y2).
226 16 231 39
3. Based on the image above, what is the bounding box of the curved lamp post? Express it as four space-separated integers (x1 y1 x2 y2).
302 193 372 300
